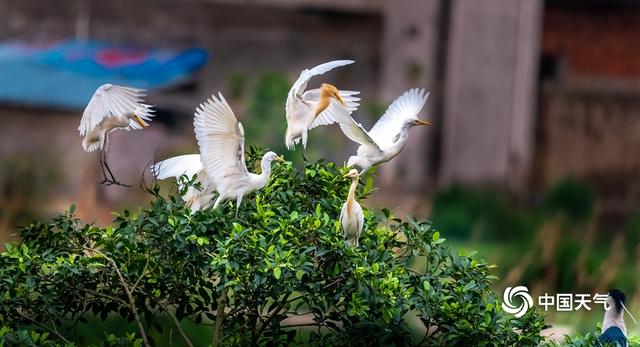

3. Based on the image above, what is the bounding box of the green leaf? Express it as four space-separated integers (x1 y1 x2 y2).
273 267 282 280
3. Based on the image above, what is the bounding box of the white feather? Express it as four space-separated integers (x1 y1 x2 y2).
194 93 248 187
152 154 203 180
78 84 153 136
367 88 429 149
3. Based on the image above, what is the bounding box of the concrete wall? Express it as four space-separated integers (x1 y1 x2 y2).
440 0 542 195
536 80 640 215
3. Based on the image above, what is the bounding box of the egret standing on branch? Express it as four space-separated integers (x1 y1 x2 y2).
152 154 214 212
285 60 361 150
327 88 431 174
598 289 637 347
340 169 364 247
79 83 154 186
195 92 284 218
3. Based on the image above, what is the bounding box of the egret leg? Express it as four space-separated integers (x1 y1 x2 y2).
213 195 224 210
235 195 243 219
101 150 130 187
98 151 109 182
301 129 308 149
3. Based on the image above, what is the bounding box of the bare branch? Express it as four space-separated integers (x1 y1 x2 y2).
84 247 151 347
212 288 229 347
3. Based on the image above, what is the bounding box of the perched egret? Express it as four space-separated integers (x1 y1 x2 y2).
79 83 154 186
285 60 361 149
340 169 364 247
152 154 215 212
598 289 637 347
194 92 284 218
327 88 431 174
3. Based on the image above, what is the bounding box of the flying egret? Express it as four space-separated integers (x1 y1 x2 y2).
194 92 284 218
340 169 364 247
152 154 215 212
285 60 361 150
327 88 431 174
598 289 637 347
79 83 154 186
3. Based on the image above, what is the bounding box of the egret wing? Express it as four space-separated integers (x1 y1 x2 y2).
326 100 381 154
285 60 355 121
152 154 203 180
367 88 429 149
126 104 155 131
194 93 248 187
308 89 361 129
78 84 150 136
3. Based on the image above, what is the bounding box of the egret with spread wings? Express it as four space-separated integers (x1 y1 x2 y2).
285 60 360 149
152 154 215 212
79 83 154 186
328 88 431 174
195 92 284 218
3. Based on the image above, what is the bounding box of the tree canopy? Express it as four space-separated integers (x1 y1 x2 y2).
0 147 546 346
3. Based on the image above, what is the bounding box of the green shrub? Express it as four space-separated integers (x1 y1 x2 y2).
543 327 640 347
0 148 546 346
542 178 594 223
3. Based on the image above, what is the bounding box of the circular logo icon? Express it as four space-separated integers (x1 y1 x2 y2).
502 286 533 318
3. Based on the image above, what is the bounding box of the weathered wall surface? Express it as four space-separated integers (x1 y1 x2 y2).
536 80 640 215
440 0 542 194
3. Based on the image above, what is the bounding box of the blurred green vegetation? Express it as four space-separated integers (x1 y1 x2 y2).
0 150 62 245
431 177 640 336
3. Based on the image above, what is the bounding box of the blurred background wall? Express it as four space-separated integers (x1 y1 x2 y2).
1 0 640 333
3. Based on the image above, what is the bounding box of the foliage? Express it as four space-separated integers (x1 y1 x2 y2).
543 326 640 347
542 178 594 224
0 150 62 242
431 185 540 242
0 147 546 346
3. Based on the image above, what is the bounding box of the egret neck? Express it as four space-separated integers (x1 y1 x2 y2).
314 83 345 117
250 154 276 191
346 174 359 212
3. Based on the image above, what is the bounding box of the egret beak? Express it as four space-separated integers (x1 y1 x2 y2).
413 119 432 126
275 156 285 163
133 114 150 128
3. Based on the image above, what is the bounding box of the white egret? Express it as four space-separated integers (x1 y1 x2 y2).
285 60 361 149
152 154 215 211
340 169 364 247
194 92 284 218
598 289 637 347
79 83 154 186
327 88 431 174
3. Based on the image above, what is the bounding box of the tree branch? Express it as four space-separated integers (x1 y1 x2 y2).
85 247 151 347
15 309 70 344
256 293 290 336
134 288 194 347
212 287 229 347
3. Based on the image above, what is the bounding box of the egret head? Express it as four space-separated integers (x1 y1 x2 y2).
321 83 346 106
263 151 284 163
608 289 626 314
343 169 359 180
